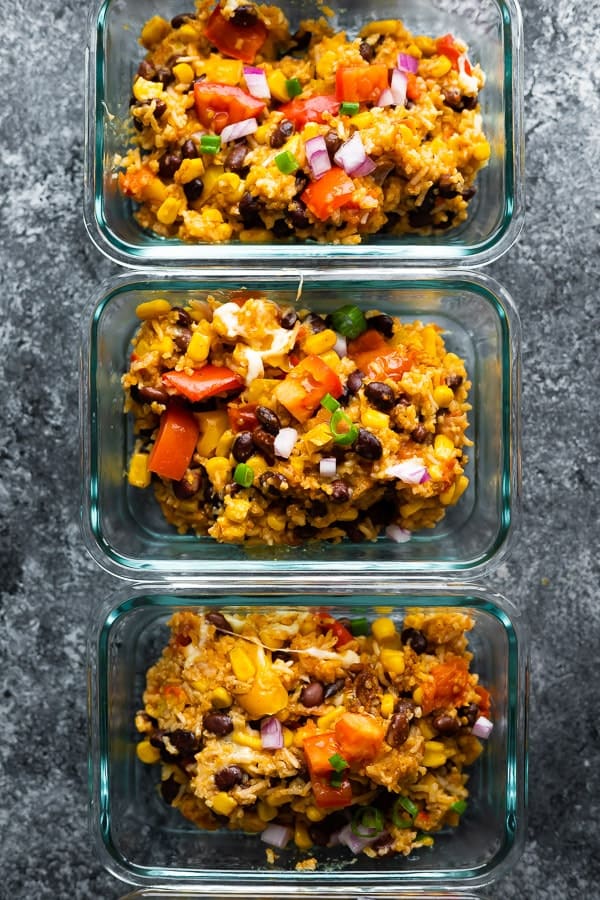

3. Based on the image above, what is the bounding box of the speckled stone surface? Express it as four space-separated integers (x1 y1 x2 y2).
1 0 599 896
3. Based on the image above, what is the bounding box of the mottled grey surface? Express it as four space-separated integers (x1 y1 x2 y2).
0 0 599 896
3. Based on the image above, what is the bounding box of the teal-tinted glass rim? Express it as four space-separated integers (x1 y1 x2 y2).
79 267 521 580
88 582 527 891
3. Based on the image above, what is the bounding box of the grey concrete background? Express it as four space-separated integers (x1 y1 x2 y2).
1 0 598 896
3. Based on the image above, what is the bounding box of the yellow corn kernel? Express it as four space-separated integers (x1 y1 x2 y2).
215 428 234 458
229 646 256 681
267 513 287 532
245 378 280 404
218 172 243 201
425 740 445 753
140 16 170 47
258 800 279 822
244 454 268 478
225 496 251 523
177 23 197 40
380 693 395 718
196 409 229 457
172 61 195 84
145 177 169 203
136 740 161 764
434 433 455 460
415 35 436 55
372 617 396 643
204 55 242 84
212 792 238 816
413 686 424 706
451 474 469 503
186 330 211 363
418 719 436 740
240 228 273 243
267 69 289 102
433 385 454 408
201 165 225 199
399 501 424 517
303 328 337 355
361 19 401 36
335 507 359 521
421 324 438 357
302 122 321 140
317 707 346 730
422 749 447 768
155 336 174 356
473 139 490 161
128 452 151 488
132 76 164 102
380 648 406 675
282 727 294 748
253 124 270 144
176 157 205 184
304 422 332 448
362 408 390 432
156 196 181 225
440 484 456 506
350 111 372 129
305 805 326 822
416 834 435 846
428 464 444 482
135 298 171 320
398 123 414 144
192 677 209 691
294 820 313 851
430 55 452 77
320 349 342 372
211 687 232 708
232 729 263 750
204 456 232 492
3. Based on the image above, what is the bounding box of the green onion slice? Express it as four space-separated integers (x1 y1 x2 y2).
349 616 369 636
351 805 384 838
233 462 254 487
320 392 340 414
327 304 367 339
397 796 418 818
200 134 221 154
330 408 358 445
274 150 300 174
450 799 467 815
330 772 344 788
328 752 349 773
285 77 302 98
340 101 360 116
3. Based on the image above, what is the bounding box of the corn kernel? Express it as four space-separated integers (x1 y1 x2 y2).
434 433 455 460
282 727 294 748
433 385 454 408
350 111 372 129
305 805 326 822
136 740 161 764
473 140 491 161
380 648 406 675
421 324 438 357
186 330 211 362
232 730 262 750
225 496 251 523
172 62 195 84
425 740 445 752
362 408 390 431
133 76 164 102
418 719 436 740
317 707 345 730
380 693 395 718
294 821 313 850
128 452 151 488
320 349 342 372
145 177 169 203
303 328 337 355
451 474 469 503
196 409 229 457
212 792 237 816
416 834 435 846
335 507 359 521
399 501 424 517
258 800 279 822
430 55 452 77
205 456 232 491
253 124 269 144
135 298 171 320
218 172 243 200
192 677 209 691
245 378 281 404
267 513 287 532
176 158 205 184
267 69 289 102
201 165 225 199
245 453 268 478
372 617 396 643
204 55 242 84
398 123 413 143
304 423 332 448
215 428 234 458
361 19 401 36
156 196 181 225
140 15 170 47
177 23 197 40
413 686 424 705
428 464 444 481
229 646 256 681
440 484 456 506
302 122 321 140
240 228 273 243
422 749 447 768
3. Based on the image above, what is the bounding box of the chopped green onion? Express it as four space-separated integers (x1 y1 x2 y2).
397 796 418 818
233 462 254 487
340 101 360 116
329 752 349 773
349 616 369 636
274 150 299 174
391 797 416 829
330 408 359 445
285 77 302 98
330 772 344 788
200 134 221 154
320 393 340 414
351 805 384 838
450 799 467 815
327 304 367 340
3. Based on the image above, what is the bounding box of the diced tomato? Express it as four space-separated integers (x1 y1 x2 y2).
334 712 385 764
474 684 491 718
318 613 353 648
118 165 155 201
227 402 258 432
347 329 413 380
148 405 200 481
162 365 244 403
406 71 422 102
436 34 470 72
274 354 342 422
277 94 340 129
194 81 266 133
420 657 471 715
301 166 355 222
311 776 353 809
204 4 268 63
335 64 389 103
303 731 340 777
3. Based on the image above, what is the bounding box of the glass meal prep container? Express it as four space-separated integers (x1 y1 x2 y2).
80 268 520 580
84 0 524 268
87 583 528 893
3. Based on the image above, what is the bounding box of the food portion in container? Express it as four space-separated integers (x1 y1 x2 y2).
117 0 489 244
135 608 493 864
122 293 471 545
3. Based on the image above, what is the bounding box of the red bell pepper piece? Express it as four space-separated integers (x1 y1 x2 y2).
274 354 342 422
317 613 353 647
301 166 355 222
311 776 353 809
227 402 259 432
436 34 471 73
194 82 266 133
204 4 268 63
303 731 340 777
162 365 243 403
347 329 413 380
277 95 340 129
335 64 389 103
148 405 200 481
334 712 385 764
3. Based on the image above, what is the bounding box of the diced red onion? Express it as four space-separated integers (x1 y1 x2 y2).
305 135 332 180
377 87 395 107
385 524 411 543
260 823 293 848
273 426 297 459
397 52 419 74
384 458 429 485
390 68 408 106
260 716 284 749
351 156 376 178
220 117 258 144
334 132 371 176
333 332 347 357
319 457 337 478
338 823 378 854
472 715 494 739
243 65 271 99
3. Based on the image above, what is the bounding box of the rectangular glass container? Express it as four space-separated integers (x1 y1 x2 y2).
84 0 524 268
88 583 527 893
80 269 520 580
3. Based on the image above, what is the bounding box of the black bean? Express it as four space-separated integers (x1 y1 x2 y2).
386 712 411 747
172 325 192 351
287 200 310 230
432 713 460 736
324 130 342 158
154 66 174 87
305 313 326 333
230 4 259 27
359 39 375 62
300 682 324 707
270 119 294 148
173 468 202 499
232 431 255 463
366 314 394 338
354 428 382 460
206 610 234 635
258 470 289 495
138 59 156 79
461 94 478 110
408 209 434 228
458 703 479 727
370 832 394 855
239 191 263 228
294 171 308 193
411 424 428 443
420 187 437 215
168 729 202 756
171 11 195 28
181 138 198 159
437 174 459 198
364 381 395 412
135 384 169 404
445 373 463 389
400 627 428 655
252 427 275 463
462 186 477 201
280 307 298 329
225 141 248 173
133 117 144 132
345 524 366 542
442 86 463 110
330 480 351 503
203 713 233 736
214 765 245 790
346 370 364 394
183 178 204 203
153 100 167 119
290 28 311 52
323 678 345 700
308 811 347 847
272 218 293 238
256 406 280 435
160 774 180 804
172 306 192 326
158 153 182 179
